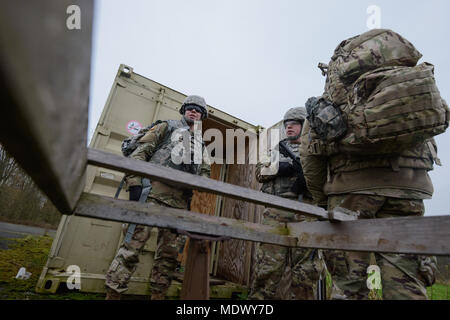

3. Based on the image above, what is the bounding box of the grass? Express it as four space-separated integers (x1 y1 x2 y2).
365 284 449 300
427 283 449 300
0 235 448 300
0 235 103 300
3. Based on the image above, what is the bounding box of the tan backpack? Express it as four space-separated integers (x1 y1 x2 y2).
323 29 422 106
306 30 449 156
339 62 449 154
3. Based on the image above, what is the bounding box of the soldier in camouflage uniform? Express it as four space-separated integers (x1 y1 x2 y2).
105 95 211 300
248 107 325 300
300 118 438 300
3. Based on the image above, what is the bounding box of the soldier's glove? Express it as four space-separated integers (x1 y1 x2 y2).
129 185 143 201
277 162 296 177
291 174 307 195
291 160 307 195
292 157 303 174
278 146 289 159
183 189 194 211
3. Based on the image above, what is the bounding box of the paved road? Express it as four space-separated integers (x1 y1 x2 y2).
0 222 56 250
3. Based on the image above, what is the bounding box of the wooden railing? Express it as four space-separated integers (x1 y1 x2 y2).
1 0 449 300
77 148 450 299
80 148 450 257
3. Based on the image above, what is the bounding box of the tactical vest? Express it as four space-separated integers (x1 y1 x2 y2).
149 118 203 175
324 139 436 196
260 140 301 198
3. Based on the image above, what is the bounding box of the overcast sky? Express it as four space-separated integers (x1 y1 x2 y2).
88 0 450 216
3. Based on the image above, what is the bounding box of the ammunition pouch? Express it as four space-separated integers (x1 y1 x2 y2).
418 255 438 287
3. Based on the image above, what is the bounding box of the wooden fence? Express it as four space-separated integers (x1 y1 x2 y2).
1 0 449 299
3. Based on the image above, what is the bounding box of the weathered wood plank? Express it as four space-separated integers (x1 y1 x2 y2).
180 164 221 299
181 163 223 266
0 1 93 213
180 239 210 300
289 216 450 256
217 163 258 286
74 192 297 247
74 192 450 255
87 148 355 222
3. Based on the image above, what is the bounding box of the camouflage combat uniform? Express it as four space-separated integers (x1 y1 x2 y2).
105 117 210 299
248 139 325 300
300 119 438 300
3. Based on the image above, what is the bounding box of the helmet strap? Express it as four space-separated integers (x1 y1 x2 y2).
286 133 301 141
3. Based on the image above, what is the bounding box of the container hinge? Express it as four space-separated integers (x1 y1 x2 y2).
119 64 133 78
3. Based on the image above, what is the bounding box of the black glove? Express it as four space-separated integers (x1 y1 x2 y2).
183 189 194 210
291 160 307 194
183 189 193 198
277 162 296 177
278 145 290 159
129 185 143 201
292 158 303 175
290 175 307 195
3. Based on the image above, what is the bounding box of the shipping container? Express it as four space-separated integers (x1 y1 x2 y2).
36 64 264 297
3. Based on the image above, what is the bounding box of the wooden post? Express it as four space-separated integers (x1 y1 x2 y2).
178 164 223 299
0 1 93 213
180 239 210 300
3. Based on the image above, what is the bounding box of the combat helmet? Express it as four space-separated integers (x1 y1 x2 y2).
179 95 208 120
283 107 306 125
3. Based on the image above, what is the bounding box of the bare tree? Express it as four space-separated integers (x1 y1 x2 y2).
0 144 19 187
0 146 61 228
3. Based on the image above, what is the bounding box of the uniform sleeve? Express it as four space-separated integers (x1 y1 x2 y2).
255 161 277 183
299 119 328 206
199 162 211 178
300 154 328 206
197 146 212 178
125 122 169 189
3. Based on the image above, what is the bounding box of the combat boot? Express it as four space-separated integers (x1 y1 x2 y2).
105 287 121 300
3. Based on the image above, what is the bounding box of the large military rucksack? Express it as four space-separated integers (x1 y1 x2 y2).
323 28 422 106
339 62 449 154
305 29 449 156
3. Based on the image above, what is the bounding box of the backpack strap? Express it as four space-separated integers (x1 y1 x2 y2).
427 140 442 166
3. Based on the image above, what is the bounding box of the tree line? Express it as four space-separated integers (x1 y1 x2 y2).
0 144 61 229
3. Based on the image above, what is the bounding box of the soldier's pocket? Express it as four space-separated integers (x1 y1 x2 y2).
121 223 128 236
418 255 437 287
136 226 151 242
